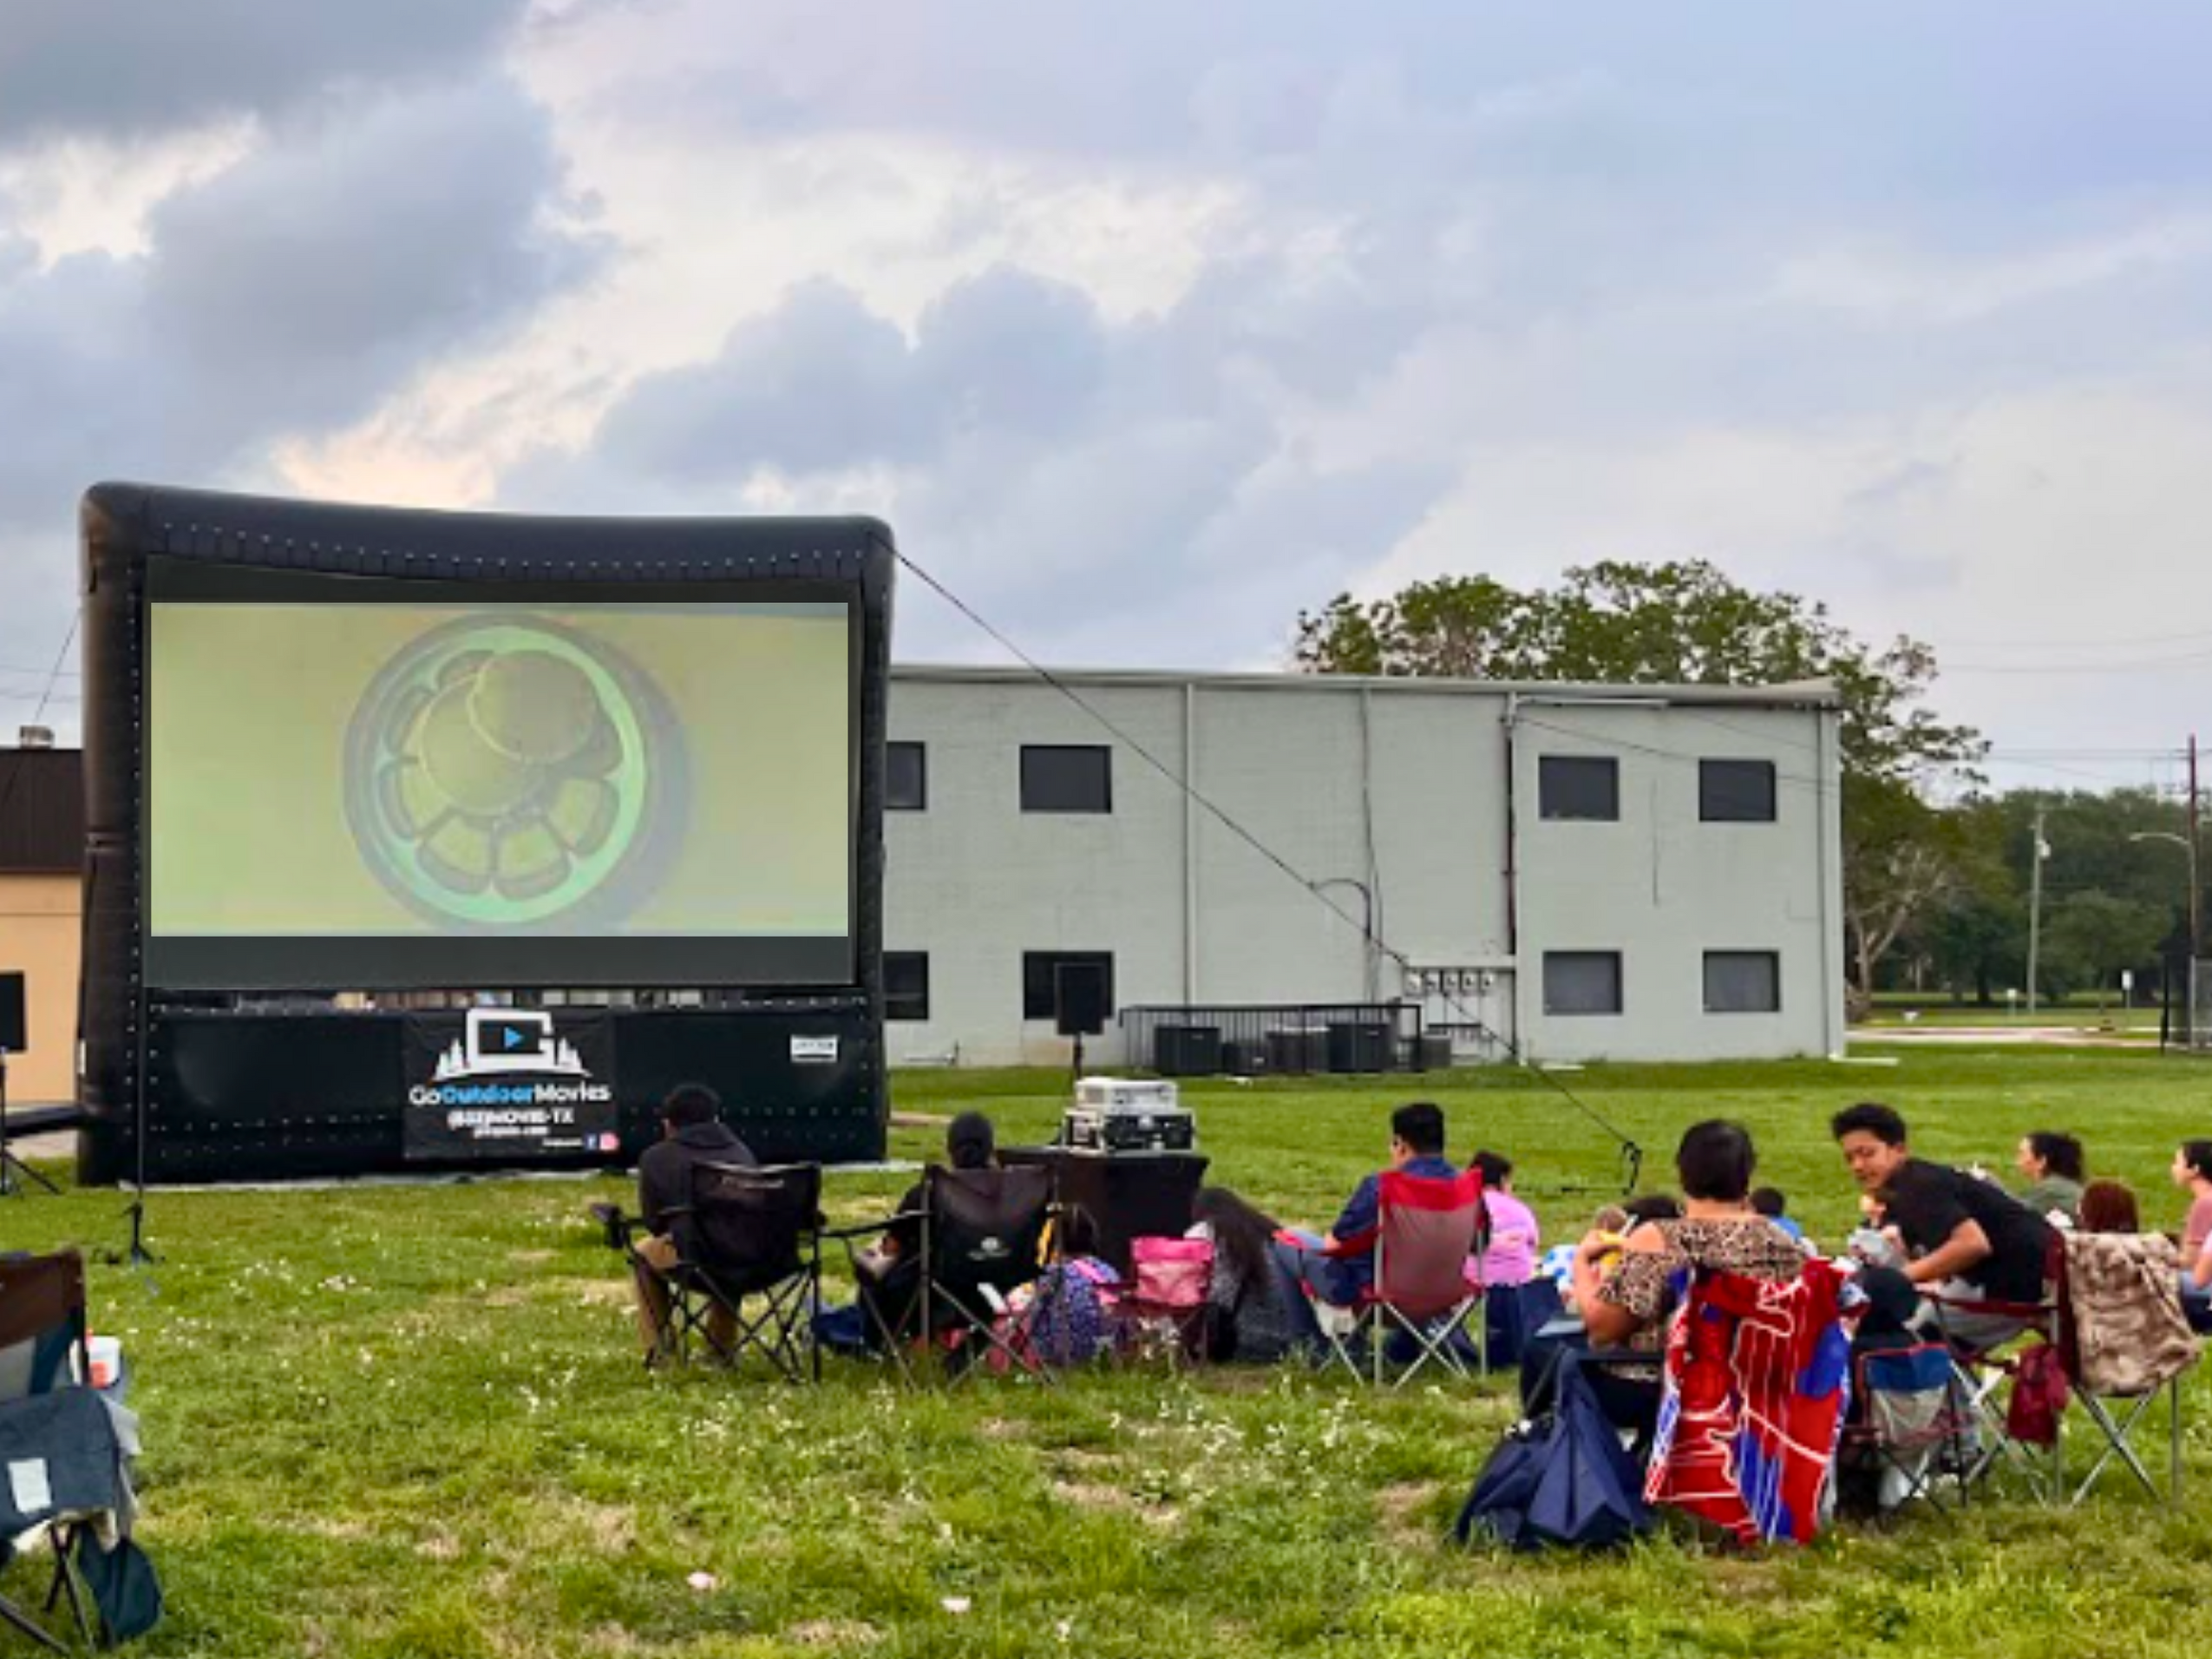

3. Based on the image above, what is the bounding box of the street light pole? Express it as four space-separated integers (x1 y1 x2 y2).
2191 734 2202 999
2130 823 2201 1039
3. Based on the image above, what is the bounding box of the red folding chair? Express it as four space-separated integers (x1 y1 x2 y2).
1921 1238 2064 1501
1319 1169 1487 1387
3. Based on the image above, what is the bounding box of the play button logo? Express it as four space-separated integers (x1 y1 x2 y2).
438 1009 593 1086
488 1019 544 1058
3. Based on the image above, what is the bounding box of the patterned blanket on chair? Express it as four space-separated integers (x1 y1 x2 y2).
1645 1261 1851 1546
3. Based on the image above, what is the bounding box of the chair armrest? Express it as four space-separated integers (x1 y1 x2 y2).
588 1203 636 1252
819 1210 924 1243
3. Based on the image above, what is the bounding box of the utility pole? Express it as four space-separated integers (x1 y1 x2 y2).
2190 735 2202 1043
2026 806 2048 1018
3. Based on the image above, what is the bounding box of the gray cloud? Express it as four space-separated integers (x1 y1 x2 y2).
0 72 599 731
592 280 926 478
144 78 600 439
0 0 526 148
504 256 1452 666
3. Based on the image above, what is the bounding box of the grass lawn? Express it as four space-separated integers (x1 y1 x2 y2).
12 1046 2212 1658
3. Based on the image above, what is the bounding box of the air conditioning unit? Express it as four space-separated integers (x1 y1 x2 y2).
16 726 55 750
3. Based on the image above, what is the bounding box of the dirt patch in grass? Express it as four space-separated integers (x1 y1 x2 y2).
785 1619 883 1648
302 1516 375 1541
550 1497 639 1554
1702 1556 1791 1606
1057 1480 1184 1530
1374 1481 1441 1550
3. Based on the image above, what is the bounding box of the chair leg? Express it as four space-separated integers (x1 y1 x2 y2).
809 1249 823 1386
2172 1375 2184 1505
2069 1390 2165 1505
48 1533 95 1649
0 1597 66 1656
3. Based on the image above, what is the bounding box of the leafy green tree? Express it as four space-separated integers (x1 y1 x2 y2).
2042 890 2169 1004
1296 561 1986 995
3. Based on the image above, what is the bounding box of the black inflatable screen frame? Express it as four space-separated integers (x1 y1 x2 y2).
75 482 893 1184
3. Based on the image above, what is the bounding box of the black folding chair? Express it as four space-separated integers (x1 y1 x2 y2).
596 1162 825 1383
0 1251 104 1652
833 1165 1055 1384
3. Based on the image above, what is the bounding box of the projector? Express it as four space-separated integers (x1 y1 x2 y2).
1061 1077 1195 1154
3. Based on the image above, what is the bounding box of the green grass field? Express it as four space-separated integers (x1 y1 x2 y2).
13 1046 2212 1658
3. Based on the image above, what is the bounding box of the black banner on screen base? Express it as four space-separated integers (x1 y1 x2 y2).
402 1009 618 1161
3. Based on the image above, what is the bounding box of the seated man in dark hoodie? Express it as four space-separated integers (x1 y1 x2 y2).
629 1082 757 1360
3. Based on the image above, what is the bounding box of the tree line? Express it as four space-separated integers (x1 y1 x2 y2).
1294 562 2192 1009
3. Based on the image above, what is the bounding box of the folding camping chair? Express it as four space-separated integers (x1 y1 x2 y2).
0 1250 118 1652
1316 1169 1487 1388
1113 1236 1214 1366
2051 1229 2198 1507
1921 1249 2065 1502
1923 1230 2198 1508
595 1161 825 1382
834 1164 1055 1384
1837 1343 1977 1518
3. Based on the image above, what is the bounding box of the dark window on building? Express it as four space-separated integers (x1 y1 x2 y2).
1543 951 1623 1016
1704 951 1781 1014
1020 744 1112 813
1699 759 1777 823
884 952 931 1021
887 742 927 811
1022 950 1116 1022
1538 755 1619 822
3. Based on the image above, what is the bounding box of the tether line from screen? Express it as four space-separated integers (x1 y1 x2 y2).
0 608 82 832
892 549 1645 1194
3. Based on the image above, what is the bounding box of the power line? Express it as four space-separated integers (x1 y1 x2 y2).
1944 624 2212 652
1947 649 2212 677
893 550 1646 1189
0 607 84 826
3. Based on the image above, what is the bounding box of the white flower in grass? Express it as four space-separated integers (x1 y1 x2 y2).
940 1597 971 1615
687 1571 718 1593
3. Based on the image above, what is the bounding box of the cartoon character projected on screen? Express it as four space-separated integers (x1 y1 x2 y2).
344 617 669 928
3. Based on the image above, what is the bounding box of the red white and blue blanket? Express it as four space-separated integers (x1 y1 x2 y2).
1644 1262 1851 1545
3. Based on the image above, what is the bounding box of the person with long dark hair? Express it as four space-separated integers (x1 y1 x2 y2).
2015 1130 2086 1223
1188 1186 1317 1362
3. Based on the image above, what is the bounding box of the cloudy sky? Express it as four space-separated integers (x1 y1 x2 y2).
3 1 2209 792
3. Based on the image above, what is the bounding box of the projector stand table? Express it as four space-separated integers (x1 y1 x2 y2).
0 1051 62 1198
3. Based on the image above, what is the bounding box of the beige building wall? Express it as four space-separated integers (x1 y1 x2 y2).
0 874 80 1102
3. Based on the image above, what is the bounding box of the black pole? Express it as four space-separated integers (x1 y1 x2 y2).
121 988 157 1267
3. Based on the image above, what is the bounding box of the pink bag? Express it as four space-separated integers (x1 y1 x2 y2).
1130 1237 1214 1309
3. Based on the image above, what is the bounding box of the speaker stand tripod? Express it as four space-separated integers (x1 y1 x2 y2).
0 1051 62 1198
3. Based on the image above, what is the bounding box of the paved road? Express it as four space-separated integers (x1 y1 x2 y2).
1861 1026 2156 1050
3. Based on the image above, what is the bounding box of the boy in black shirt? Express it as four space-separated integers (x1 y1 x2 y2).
1832 1102 2055 1351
